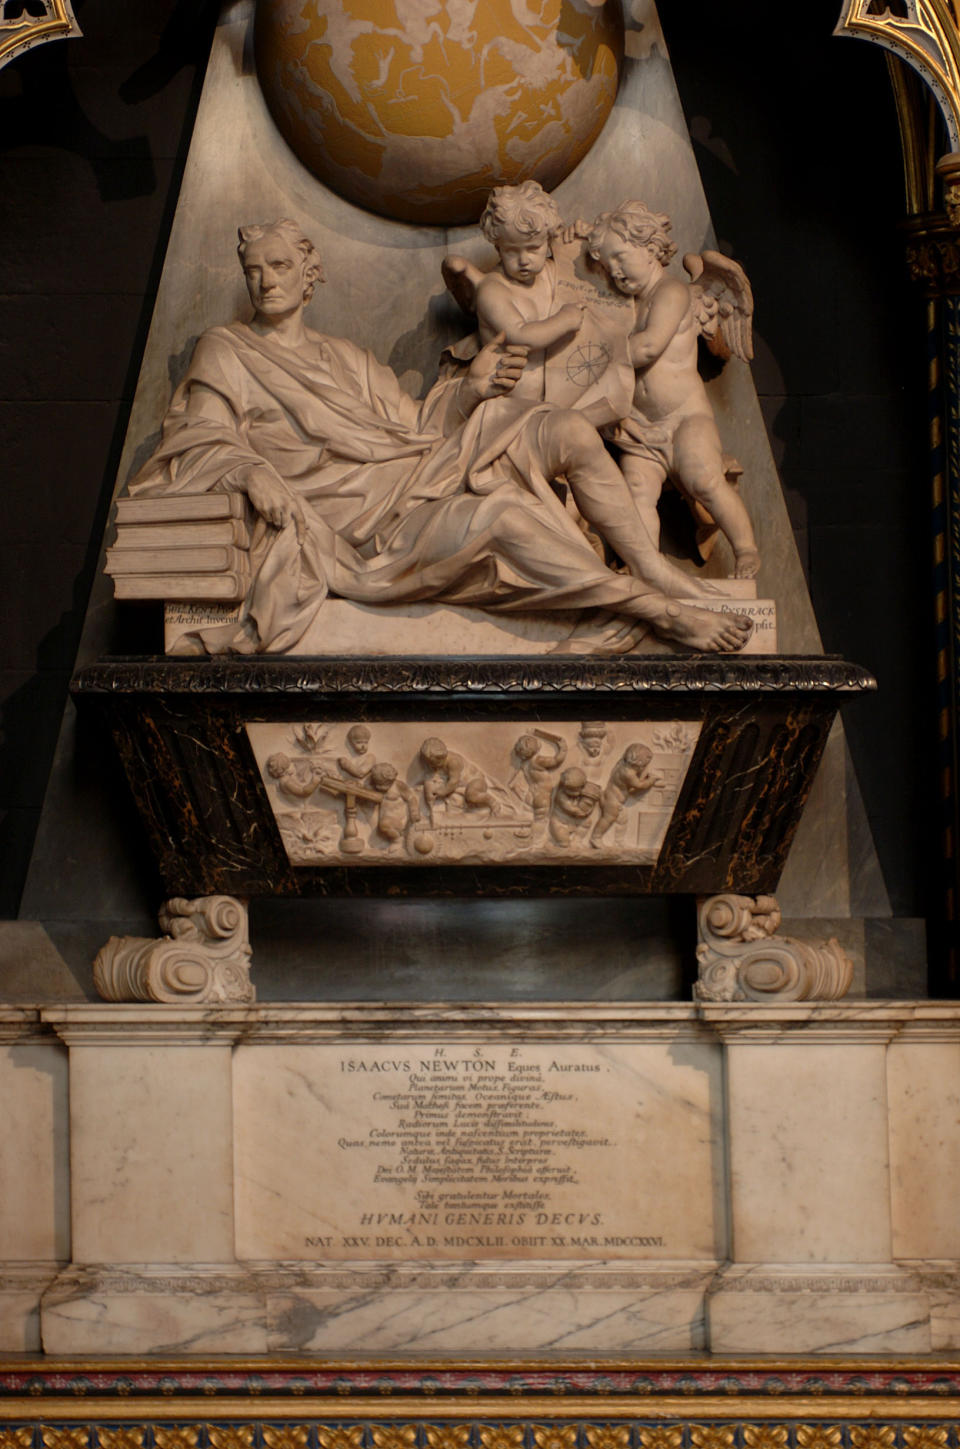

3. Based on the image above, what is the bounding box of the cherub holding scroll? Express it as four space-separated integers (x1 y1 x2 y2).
586 200 760 579
443 180 584 370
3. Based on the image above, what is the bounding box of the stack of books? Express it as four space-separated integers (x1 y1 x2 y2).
106 493 251 601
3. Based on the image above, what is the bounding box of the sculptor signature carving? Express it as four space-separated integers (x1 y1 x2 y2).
247 718 700 866
110 216 752 658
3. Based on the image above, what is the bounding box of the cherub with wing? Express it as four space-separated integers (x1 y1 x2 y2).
587 201 760 579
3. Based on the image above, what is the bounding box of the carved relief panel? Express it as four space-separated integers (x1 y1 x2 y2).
246 719 701 868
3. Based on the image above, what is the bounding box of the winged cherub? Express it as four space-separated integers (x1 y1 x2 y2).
587 201 760 580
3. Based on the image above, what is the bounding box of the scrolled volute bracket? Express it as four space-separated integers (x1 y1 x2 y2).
93 895 255 1004
695 893 853 1003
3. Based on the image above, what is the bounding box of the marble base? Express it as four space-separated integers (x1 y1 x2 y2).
3 1001 960 1355
41 1260 715 1354
41 1264 268 1355
707 1263 932 1353
0 1263 63 1352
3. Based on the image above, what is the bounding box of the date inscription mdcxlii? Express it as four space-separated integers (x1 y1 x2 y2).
234 1041 725 1262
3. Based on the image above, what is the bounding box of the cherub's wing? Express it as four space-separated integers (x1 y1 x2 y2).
441 254 486 317
682 249 754 361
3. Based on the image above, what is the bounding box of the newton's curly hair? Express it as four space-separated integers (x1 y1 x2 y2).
479 180 563 245
587 201 677 265
237 219 325 301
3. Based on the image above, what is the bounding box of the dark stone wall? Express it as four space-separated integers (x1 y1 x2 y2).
0 0 216 914
660 1 935 927
0 2 937 932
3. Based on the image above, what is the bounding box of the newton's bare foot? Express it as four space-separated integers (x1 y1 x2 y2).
654 602 753 653
733 548 761 579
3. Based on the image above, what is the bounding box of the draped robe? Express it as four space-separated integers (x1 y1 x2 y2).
129 322 655 652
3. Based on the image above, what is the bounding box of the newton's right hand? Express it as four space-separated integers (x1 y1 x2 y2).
245 474 306 540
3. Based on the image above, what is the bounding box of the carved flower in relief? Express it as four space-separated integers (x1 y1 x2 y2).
478 1430 526 1449
742 1428 789 1449
152 1429 200 1449
689 1428 736 1449
261 1428 312 1449
95 1431 147 1449
5 1432 38 1449
635 1428 682 1449
424 1430 474 1449
370 1430 420 1449
795 1429 842 1449
205 1429 254 1449
531 1428 579 1449
848 1428 897 1449
39 1431 91 1449
587 1428 635 1449
316 1431 365 1449
902 1431 949 1449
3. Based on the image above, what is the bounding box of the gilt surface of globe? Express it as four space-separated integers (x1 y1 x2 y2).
254 0 623 226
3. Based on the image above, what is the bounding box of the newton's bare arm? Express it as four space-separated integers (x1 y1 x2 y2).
628 279 691 369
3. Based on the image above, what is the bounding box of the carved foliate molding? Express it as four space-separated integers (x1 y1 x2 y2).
70 655 877 698
93 896 255 1004
836 0 960 151
695 893 854 1003
904 214 960 290
0 0 80 72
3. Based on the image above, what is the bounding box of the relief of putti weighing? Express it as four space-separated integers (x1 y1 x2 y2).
246 720 700 867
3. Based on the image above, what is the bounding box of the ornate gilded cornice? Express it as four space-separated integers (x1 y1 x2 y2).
0 0 80 73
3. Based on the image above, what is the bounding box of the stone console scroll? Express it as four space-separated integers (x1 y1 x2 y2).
94 896 255 1005
695 893 854 1003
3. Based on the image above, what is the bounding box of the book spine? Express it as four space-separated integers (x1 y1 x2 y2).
111 573 248 602
107 545 248 574
113 519 249 549
114 492 246 524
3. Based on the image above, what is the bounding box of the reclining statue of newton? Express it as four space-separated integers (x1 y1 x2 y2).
124 218 753 656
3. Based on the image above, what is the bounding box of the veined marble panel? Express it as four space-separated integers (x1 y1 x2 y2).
67 1043 236 1265
707 1263 932 1354
246 718 701 867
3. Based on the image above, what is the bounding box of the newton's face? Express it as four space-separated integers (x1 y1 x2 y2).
242 235 307 316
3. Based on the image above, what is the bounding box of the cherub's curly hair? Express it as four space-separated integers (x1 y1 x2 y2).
479 180 563 245
237 218 325 301
587 201 677 265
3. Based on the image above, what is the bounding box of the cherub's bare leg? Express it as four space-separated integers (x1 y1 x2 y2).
591 793 623 847
619 453 666 552
674 416 760 579
539 412 715 599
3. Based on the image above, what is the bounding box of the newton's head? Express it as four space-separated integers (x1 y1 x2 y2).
237 219 325 311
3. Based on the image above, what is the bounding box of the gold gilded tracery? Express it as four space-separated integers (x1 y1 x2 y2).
0 0 80 73
837 0 960 148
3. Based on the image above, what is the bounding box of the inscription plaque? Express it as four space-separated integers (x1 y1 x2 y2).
234 1039 724 1261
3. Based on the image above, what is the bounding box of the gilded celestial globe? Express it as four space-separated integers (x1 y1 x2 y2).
254 0 623 226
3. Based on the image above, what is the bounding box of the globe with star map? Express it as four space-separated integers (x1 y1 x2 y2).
255 0 623 226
